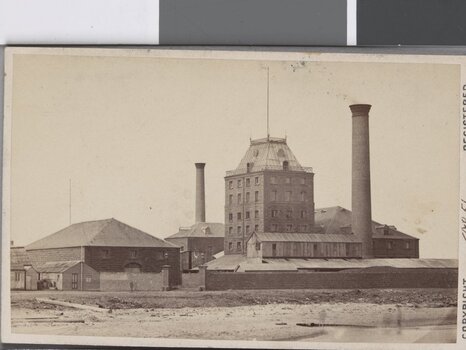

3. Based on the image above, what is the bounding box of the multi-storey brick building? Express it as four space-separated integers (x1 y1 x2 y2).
224 136 315 255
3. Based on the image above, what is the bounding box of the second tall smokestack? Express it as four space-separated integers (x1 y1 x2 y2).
350 104 373 258
195 163 206 223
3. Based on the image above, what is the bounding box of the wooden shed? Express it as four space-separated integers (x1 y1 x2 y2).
247 232 362 259
10 247 39 290
36 261 100 291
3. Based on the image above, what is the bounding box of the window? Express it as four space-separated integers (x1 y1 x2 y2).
229 213 233 222
272 243 277 256
102 249 110 259
228 242 233 251
229 227 233 235
237 193 242 204
229 181 233 189
255 177 259 185
285 191 292 201
237 226 242 234
71 273 78 289
255 242 261 250
255 210 259 218
246 178 251 187
14 272 21 281
255 191 259 202
237 212 242 220
246 163 253 173
285 177 291 184
283 161 289 170
271 190 277 201
245 211 250 219
246 225 250 234
245 192 250 202
229 194 233 205
270 176 277 184
300 178 305 185
285 209 292 218
237 179 242 188
271 209 279 218
85 275 92 283
237 242 242 251
271 224 278 232
254 224 259 232
300 191 306 201
286 224 293 232
130 250 137 259
405 241 411 249
301 210 306 218
387 241 393 250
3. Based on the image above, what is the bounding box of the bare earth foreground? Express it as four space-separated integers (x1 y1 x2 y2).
11 289 457 343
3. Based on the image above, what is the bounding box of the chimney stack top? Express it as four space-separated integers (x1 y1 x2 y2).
195 163 206 168
350 104 372 117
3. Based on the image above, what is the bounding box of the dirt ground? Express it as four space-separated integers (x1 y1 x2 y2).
10 288 458 343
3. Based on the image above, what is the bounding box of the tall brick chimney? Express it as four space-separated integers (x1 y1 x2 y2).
350 104 373 258
195 163 206 223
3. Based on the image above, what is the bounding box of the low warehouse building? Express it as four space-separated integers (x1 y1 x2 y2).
37 261 100 291
315 206 419 258
10 246 39 290
247 232 362 259
26 218 181 286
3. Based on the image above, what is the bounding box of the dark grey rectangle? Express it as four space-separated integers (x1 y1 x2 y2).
358 0 466 45
160 0 347 45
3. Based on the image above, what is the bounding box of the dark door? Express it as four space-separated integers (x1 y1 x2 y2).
71 273 78 289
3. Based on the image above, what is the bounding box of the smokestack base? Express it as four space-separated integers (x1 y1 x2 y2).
350 104 372 117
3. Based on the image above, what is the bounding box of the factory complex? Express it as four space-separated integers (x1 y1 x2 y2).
10 104 458 291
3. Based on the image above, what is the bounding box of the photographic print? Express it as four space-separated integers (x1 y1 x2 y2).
1 47 465 349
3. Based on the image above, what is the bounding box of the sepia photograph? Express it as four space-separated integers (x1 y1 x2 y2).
1 47 464 348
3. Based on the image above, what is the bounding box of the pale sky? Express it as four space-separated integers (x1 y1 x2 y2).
8 51 460 258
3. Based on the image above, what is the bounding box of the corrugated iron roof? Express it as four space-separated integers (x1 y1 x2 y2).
315 206 418 240
166 222 224 239
36 260 83 273
226 136 312 176
10 247 32 270
207 255 458 271
254 232 361 243
26 218 177 250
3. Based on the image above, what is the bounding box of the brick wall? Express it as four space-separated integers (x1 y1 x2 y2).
27 247 82 266
84 246 181 285
100 272 163 291
204 268 458 290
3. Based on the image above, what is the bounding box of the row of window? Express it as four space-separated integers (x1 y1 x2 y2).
228 176 309 190
228 191 260 205
100 249 169 260
271 209 308 219
387 241 411 249
270 190 307 202
227 241 243 252
269 224 309 232
228 224 260 235
270 176 307 185
228 177 260 189
228 210 260 222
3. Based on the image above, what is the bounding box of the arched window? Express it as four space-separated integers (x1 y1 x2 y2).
124 262 142 273
283 161 289 170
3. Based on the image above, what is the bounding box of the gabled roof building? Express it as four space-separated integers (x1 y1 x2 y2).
25 218 181 285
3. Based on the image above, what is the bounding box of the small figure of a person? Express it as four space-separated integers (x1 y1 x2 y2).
396 305 402 334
